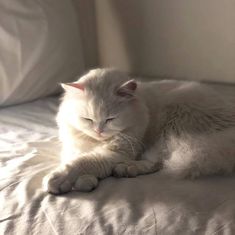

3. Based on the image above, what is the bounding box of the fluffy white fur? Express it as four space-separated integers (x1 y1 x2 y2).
43 68 235 194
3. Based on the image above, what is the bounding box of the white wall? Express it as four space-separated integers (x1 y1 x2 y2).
95 0 235 83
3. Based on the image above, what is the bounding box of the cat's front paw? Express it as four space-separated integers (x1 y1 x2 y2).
42 167 73 194
112 163 138 178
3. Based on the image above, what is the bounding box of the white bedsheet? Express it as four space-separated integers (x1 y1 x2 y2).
1 90 235 235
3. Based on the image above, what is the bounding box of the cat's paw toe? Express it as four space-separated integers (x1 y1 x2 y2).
126 165 138 177
42 168 73 194
113 163 138 178
74 175 98 192
112 163 126 177
151 162 163 173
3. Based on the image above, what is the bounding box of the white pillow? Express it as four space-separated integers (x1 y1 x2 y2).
0 0 84 106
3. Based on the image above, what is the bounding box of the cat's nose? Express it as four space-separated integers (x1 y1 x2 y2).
94 127 103 134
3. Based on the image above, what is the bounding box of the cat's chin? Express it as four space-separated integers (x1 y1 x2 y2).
92 135 112 141
87 132 115 141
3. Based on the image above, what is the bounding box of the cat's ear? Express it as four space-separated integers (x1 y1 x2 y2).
61 82 84 93
117 79 137 98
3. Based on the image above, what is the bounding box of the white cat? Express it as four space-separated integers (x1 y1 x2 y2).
43 68 235 194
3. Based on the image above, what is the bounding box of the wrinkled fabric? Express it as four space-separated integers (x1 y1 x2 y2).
0 0 84 106
1 94 235 235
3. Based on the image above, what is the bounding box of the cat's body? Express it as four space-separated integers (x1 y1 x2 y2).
43 69 235 194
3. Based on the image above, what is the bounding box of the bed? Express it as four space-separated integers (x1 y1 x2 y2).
1 1 235 234
1 83 235 235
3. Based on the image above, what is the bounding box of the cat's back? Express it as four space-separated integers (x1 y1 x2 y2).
138 79 235 135
137 79 208 107
137 79 234 107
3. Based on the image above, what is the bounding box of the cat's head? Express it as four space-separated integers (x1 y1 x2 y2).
60 68 139 141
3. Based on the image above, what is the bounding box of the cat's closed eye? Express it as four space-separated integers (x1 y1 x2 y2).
105 117 115 123
81 116 116 125
81 117 93 123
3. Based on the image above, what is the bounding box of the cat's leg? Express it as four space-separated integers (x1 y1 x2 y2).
43 133 146 194
44 157 158 194
112 139 165 178
43 165 101 194
112 160 162 177
43 150 128 194
43 158 110 194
